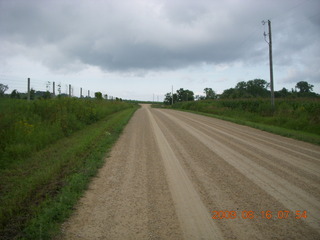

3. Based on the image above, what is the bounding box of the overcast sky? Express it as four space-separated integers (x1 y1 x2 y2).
1 0 319 100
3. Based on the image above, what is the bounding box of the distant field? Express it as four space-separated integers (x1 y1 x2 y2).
160 98 320 144
0 98 138 239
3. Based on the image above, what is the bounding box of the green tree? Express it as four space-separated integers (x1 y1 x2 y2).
0 84 9 97
187 90 195 101
235 81 249 98
235 81 247 90
43 91 52 99
296 81 314 93
204 88 216 99
275 87 290 98
221 79 270 99
195 95 205 101
164 92 177 105
234 79 269 98
30 89 35 100
220 88 237 99
246 79 269 97
95 92 103 100
176 88 194 102
10 89 20 99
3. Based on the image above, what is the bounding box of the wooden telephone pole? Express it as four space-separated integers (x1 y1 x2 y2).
27 78 30 101
171 85 173 105
263 20 275 108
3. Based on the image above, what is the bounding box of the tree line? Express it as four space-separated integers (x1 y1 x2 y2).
164 79 317 105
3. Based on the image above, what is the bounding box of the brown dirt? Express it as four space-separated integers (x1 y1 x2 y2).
61 104 320 239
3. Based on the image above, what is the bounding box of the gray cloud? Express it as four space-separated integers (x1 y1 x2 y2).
1 0 319 85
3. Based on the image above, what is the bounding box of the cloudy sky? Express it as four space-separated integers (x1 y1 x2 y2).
1 0 319 100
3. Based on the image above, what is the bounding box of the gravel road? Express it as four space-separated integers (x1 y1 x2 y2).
61 104 320 239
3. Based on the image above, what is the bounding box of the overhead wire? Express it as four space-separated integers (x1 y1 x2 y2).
0 76 100 98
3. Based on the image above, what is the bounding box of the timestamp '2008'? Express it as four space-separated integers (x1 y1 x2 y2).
212 210 307 220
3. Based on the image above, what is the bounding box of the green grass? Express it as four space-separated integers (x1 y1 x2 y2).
0 98 134 168
160 98 320 145
0 98 139 239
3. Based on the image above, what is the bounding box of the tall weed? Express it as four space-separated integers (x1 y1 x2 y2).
172 98 320 135
0 98 134 168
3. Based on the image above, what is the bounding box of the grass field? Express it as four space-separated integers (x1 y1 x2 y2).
157 98 320 145
0 98 135 168
0 98 139 239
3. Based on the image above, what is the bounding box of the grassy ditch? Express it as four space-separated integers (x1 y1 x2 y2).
0 99 138 239
0 98 133 169
163 98 320 145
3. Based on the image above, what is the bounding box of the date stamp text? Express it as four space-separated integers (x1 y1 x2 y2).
212 210 307 220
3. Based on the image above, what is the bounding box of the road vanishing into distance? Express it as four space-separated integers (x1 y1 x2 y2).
62 104 320 240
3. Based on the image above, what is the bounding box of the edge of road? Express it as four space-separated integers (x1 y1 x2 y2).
152 106 320 146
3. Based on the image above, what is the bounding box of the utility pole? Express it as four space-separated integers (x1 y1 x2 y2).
53 82 55 96
27 78 30 101
171 85 173 105
263 20 275 108
69 84 71 97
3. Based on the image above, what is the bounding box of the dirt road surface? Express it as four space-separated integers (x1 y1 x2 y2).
61 104 320 239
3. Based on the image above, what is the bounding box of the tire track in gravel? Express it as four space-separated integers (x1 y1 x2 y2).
156 108 320 236
61 105 183 240
167 110 320 195
146 107 223 240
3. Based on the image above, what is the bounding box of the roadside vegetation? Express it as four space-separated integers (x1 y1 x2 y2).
171 98 320 144
0 95 138 239
0 97 134 168
159 79 320 144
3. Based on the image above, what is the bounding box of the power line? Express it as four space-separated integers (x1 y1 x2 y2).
0 77 104 98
